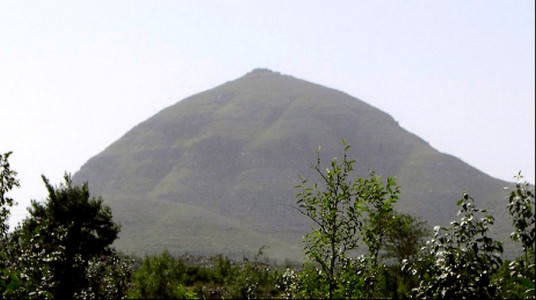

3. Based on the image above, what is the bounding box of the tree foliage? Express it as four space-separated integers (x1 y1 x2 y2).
128 248 284 299
0 152 19 242
294 141 401 299
382 212 430 265
295 142 361 299
504 172 535 298
406 193 504 298
128 250 195 299
508 173 535 259
0 151 20 298
2 173 128 299
2 148 535 299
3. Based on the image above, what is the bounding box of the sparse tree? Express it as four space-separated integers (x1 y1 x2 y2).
295 141 400 299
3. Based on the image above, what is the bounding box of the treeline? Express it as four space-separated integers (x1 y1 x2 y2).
0 146 534 299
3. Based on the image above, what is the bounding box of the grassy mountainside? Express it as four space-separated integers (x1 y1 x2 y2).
74 68 515 261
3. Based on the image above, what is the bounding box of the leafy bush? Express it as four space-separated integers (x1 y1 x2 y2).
128 250 194 299
3 149 535 299
406 193 504 298
501 173 535 298
3 174 126 299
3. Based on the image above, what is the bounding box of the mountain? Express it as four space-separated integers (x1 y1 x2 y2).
73 68 515 261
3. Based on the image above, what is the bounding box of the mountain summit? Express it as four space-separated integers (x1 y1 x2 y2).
244 68 281 77
74 69 512 261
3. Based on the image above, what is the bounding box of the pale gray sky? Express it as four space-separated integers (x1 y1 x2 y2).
1 0 534 228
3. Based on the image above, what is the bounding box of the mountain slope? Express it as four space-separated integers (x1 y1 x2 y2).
74 68 514 261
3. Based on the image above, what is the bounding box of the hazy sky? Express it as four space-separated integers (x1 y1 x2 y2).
1 1 534 228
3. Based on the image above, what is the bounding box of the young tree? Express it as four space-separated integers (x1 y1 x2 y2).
295 141 400 299
357 170 400 296
7 173 122 299
295 142 360 299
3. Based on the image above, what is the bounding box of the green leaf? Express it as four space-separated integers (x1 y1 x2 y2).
519 277 535 289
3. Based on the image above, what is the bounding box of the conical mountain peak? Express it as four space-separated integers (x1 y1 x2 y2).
74 70 513 261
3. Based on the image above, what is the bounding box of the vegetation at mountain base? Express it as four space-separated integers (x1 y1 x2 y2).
1 145 534 299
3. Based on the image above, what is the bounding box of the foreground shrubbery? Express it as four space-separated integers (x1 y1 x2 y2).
127 248 289 299
1 149 534 299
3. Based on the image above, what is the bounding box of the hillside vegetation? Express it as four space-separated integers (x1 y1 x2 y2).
73 68 514 260
1 150 534 299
